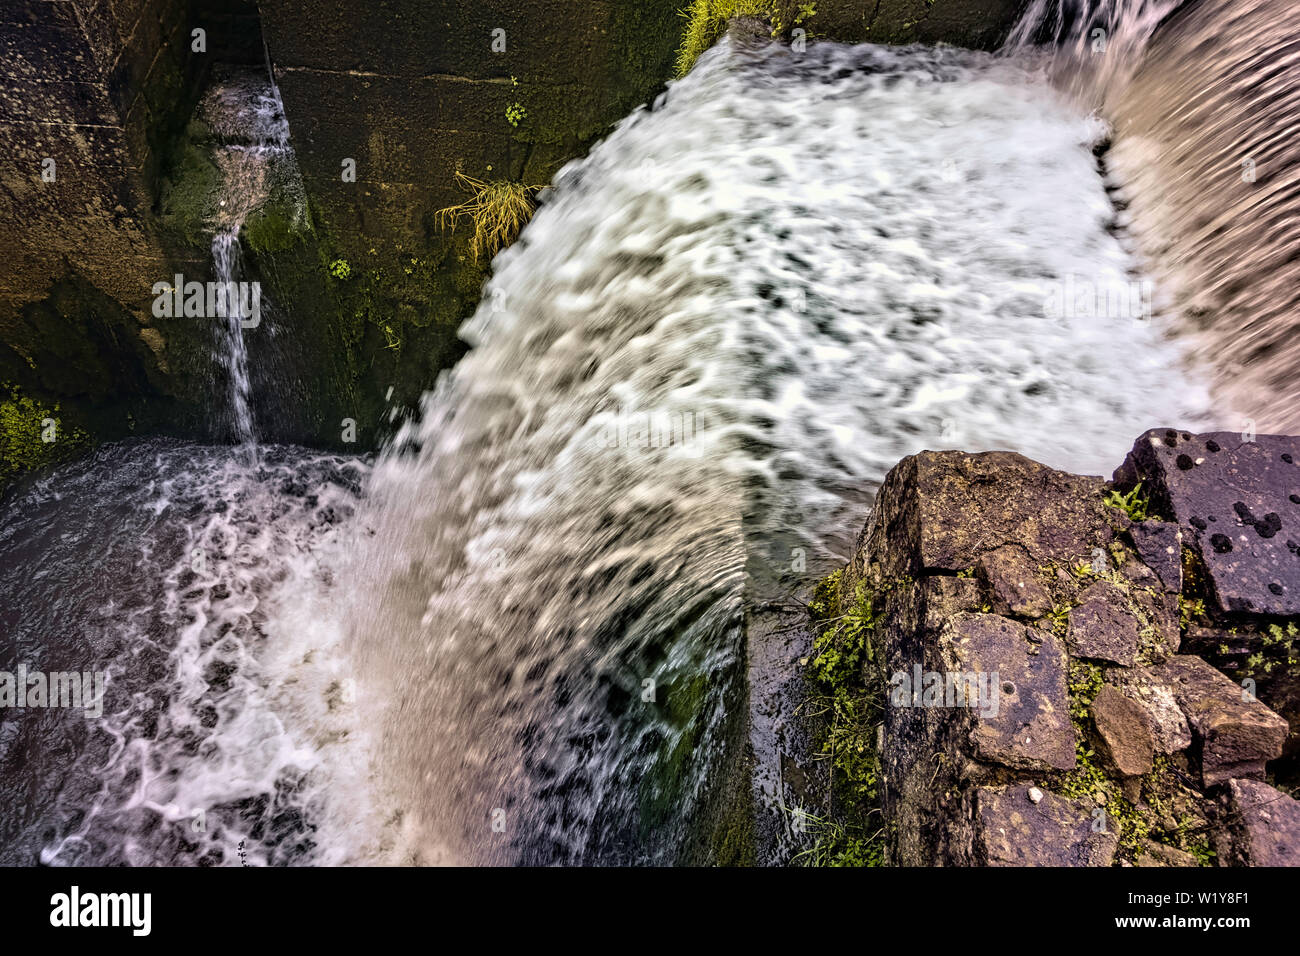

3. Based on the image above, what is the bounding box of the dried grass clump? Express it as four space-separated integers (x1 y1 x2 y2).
435 172 543 263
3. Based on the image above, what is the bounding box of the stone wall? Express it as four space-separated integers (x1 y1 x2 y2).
237 0 689 445
811 0 1025 49
0 0 216 448
810 430 1300 866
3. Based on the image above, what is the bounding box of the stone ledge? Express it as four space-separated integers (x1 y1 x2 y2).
814 431 1300 866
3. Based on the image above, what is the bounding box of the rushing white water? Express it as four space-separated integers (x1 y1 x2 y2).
1002 0 1184 105
342 34 1213 865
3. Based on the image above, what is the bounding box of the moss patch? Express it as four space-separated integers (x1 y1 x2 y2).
1 384 89 489
675 0 817 76
797 568 887 866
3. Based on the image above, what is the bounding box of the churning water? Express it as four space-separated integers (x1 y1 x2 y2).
2 8 1250 865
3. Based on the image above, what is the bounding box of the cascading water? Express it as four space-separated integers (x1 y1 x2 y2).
7 6 1270 866
340 32 1212 866
1002 0 1184 105
1005 0 1300 431
201 71 301 446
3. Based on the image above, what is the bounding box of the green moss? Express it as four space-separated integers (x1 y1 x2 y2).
158 127 223 249
1057 664 1214 865
798 568 887 866
675 0 818 76
243 205 309 255
1 384 89 488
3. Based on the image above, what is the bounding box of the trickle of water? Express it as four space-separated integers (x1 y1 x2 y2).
200 71 302 446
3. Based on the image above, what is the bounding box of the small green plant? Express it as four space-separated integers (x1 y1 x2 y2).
1104 482 1151 521
769 0 817 34
1179 595 1206 631
676 0 817 76
505 102 526 127
435 171 544 264
790 810 883 866
328 258 352 280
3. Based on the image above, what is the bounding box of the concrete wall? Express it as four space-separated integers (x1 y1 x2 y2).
248 0 687 443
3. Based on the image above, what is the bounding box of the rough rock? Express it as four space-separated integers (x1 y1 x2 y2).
829 441 1299 867
1127 521 1184 594
919 575 986 632
846 450 1117 593
1136 839 1200 867
976 545 1053 619
1092 685 1155 777
940 613 1075 771
977 786 1118 866
1157 655 1289 787
1116 429 1300 615
1067 582 1142 666
1108 672 1193 755
1215 778 1300 867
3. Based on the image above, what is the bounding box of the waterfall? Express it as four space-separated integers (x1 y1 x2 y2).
1002 0 1185 105
200 71 299 446
1006 0 1300 431
340 35 1211 866
15 8 1284 867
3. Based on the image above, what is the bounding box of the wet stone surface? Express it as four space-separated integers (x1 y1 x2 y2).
1116 429 1300 615
1216 778 1300 867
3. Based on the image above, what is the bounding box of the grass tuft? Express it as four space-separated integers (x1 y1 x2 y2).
435 172 543 264
675 0 769 77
